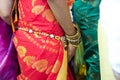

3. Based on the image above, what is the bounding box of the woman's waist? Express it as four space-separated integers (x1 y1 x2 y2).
18 20 64 36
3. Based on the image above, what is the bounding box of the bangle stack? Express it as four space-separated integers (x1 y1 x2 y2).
65 24 81 47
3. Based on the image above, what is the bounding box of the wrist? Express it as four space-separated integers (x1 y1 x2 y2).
65 24 81 47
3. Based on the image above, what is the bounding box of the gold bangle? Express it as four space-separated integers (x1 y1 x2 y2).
65 24 81 46
65 24 80 39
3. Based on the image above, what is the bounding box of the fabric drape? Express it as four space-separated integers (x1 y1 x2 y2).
72 0 101 80
13 0 73 80
0 18 19 80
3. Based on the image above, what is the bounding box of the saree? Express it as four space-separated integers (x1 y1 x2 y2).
72 0 101 80
0 18 19 80
13 0 73 80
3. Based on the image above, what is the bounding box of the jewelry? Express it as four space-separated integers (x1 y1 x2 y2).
65 24 81 47
18 27 64 40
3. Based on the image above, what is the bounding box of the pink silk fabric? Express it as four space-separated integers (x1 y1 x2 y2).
13 0 74 80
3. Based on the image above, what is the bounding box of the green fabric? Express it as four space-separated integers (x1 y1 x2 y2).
72 0 101 80
74 40 86 80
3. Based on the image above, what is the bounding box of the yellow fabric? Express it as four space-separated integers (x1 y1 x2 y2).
56 50 67 80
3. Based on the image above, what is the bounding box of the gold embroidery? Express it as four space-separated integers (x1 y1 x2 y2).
34 33 41 38
23 31 58 53
28 36 31 39
32 0 37 6
46 66 53 74
19 1 25 18
34 28 39 31
23 21 27 26
41 39 45 43
46 40 49 44
32 59 48 72
32 5 44 15
52 60 61 73
13 36 18 47
23 56 35 66
49 40 56 46
17 74 29 80
17 46 27 58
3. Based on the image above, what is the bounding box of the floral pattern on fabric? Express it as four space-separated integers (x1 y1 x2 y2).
13 0 74 80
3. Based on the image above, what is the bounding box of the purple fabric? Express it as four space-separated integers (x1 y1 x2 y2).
0 18 19 80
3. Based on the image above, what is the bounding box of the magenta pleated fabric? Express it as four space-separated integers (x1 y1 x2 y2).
0 18 19 80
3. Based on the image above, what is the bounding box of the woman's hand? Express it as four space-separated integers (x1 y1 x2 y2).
67 43 76 62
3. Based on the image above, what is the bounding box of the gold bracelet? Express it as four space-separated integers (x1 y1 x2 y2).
65 24 81 47
65 24 80 39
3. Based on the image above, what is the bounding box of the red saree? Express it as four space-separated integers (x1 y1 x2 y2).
13 0 74 80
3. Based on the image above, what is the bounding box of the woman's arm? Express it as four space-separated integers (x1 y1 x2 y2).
47 0 76 35
47 0 77 61
0 0 13 24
